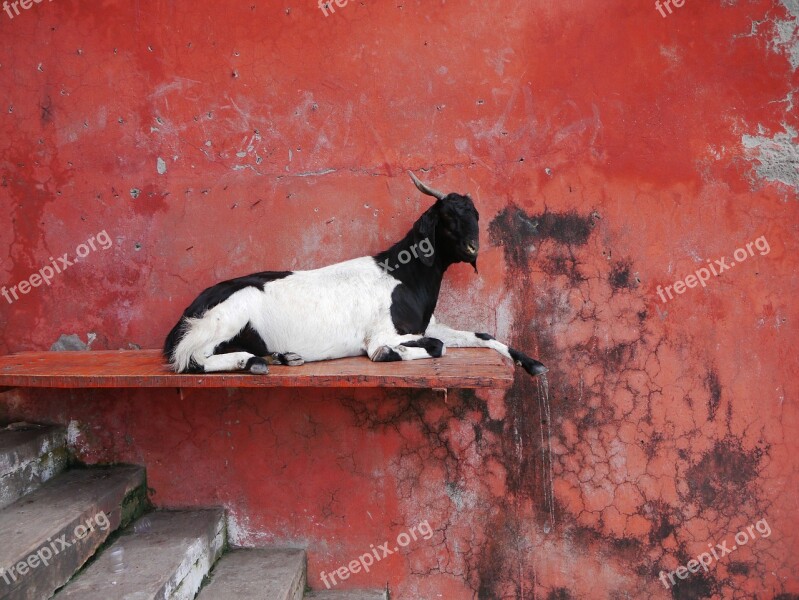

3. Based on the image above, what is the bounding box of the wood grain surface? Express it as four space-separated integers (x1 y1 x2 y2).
0 349 515 389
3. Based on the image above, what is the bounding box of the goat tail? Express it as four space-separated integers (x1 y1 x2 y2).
163 316 215 373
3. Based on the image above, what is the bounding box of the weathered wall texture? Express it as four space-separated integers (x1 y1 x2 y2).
1 0 798 598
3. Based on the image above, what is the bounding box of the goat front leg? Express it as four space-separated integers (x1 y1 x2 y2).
425 316 547 376
366 333 445 362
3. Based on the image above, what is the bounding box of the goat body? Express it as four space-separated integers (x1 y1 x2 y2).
164 172 547 377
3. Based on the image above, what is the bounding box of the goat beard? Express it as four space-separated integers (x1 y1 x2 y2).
470 259 478 274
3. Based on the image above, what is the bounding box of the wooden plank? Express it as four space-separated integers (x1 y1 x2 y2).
0 349 514 389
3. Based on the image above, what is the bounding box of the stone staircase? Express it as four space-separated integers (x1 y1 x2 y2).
0 423 386 600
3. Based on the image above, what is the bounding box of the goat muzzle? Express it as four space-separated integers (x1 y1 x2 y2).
466 242 479 273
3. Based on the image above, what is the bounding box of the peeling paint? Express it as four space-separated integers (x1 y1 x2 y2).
742 126 799 190
1 1 797 598
772 0 799 69
50 333 96 352
66 420 82 450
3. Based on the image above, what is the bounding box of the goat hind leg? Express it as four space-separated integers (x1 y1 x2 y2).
367 334 445 362
201 352 270 374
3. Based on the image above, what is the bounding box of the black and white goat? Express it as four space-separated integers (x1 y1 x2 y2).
164 172 547 377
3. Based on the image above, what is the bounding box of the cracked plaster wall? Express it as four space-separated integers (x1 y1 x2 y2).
1 1 798 598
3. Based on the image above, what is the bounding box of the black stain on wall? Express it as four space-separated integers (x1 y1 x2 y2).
705 369 722 421
546 588 575 600
685 438 762 510
609 260 637 291
488 205 597 270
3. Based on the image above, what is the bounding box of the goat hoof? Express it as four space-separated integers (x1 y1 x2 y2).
246 357 270 375
268 352 305 366
509 348 548 377
282 352 305 366
527 360 548 376
373 346 402 362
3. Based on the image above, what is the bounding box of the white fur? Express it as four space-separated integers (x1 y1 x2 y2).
171 257 407 372
425 316 513 358
169 254 532 374
170 255 524 373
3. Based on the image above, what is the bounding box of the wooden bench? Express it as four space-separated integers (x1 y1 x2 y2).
0 349 514 390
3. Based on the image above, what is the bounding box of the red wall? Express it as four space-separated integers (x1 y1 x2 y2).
1 1 798 598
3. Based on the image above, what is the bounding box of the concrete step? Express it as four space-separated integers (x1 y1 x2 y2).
55 509 226 600
196 548 305 600
305 591 387 600
0 464 146 600
0 423 68 510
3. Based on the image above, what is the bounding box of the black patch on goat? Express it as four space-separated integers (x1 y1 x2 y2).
372 348 402 362
401 337 445 358
214 322 269 356
387 277 443 335
245 356 269 374
178 359 204 374
163 270 292 364
375 209 443 334
375 194 479 336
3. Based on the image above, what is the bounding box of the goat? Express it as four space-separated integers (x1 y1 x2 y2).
163 172 547 377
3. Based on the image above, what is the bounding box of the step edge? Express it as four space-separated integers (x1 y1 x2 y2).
55 509 226 600
0 426 67 477
0 467 146 566
0 447 70 510
0 466 147 599
197 547 307 600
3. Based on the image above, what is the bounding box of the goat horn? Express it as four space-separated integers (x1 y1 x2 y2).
408 170 446 200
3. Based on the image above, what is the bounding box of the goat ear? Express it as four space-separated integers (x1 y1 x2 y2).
414 205 438 266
